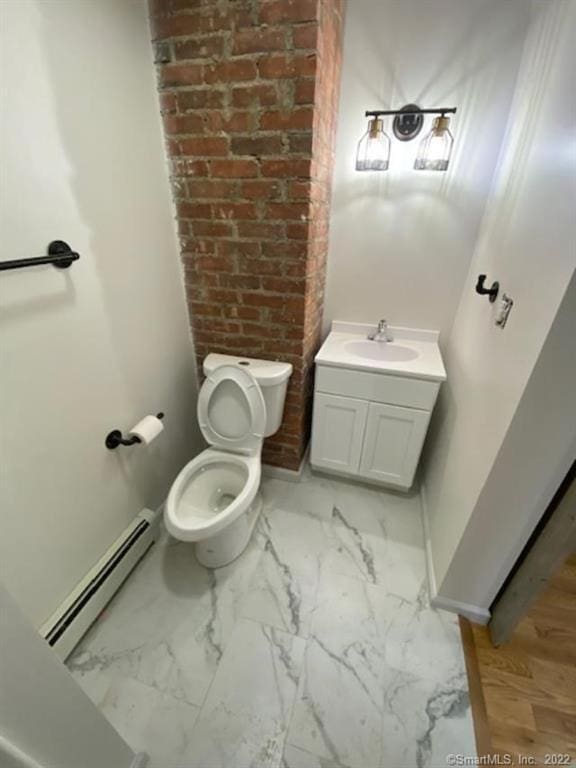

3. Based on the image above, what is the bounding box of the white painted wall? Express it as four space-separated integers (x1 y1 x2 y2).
0 583 134 768
324 0 530 339
0 0 202 627
424 0 576 611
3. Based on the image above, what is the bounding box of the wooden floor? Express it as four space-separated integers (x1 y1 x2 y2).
461 554 576 765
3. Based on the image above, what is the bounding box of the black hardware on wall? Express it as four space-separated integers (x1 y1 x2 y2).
365 106 457 143
0 240 80 272
475 274 499 303
105 413 164 450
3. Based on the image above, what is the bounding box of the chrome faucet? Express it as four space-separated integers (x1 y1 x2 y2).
368 318 394 342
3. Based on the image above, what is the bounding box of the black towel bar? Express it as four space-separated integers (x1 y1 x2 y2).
0 240 80 272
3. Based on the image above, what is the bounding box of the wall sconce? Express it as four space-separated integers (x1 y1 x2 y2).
356 105 457 172
355 117 391 171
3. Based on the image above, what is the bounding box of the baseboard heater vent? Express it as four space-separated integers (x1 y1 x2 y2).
41 508 160 661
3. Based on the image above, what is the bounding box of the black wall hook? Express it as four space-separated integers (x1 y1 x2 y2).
475 274 499 303
105 413 164 450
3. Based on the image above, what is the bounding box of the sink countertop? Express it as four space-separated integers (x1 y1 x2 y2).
315 321 447 382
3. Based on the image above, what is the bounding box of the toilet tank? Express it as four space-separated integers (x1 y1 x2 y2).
203 353 293 437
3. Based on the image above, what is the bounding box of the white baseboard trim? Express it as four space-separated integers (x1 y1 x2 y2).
263 443 309 483
420 482 491 626
0 734 45 768
130 753 149 768
41 507 162 661
420 481 438 599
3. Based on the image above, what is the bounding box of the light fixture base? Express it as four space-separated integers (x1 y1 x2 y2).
393 104 423 142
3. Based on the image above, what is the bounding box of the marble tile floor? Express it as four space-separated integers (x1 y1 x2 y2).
67 467 476 768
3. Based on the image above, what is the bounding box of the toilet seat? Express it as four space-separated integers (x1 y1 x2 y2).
165 449 261 541
197 364 266 456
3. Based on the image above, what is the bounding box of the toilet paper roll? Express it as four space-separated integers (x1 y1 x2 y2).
129 414 164 445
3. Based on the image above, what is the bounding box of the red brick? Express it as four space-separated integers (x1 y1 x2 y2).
261 158 311 178
259 54 316 79
170 158 209 176
261 240 308 258
293 23 318 48
179 136 228 156
231 135 283 156
151 14 201 39
218 274 261 290
204 60 257 84
294 79 315 104
237 221 285 239
260 108 314 131
165 137 181 156
262 277 305 293
163 113 205 135
213 202 258 220
240 180 282 199
288 180 311 199
173 36 224 60
217 240 261 257
205 111 252 133
242 293 285 309
194 318 241 335
194 254 235 272
232 84 277 108
266 203 309 220
159 64 203 88
152 9 233 38
191 221 234 237
259 0 318 25
177 89 225 110
188 301 223 317
149 0 202 15
286 222 310 239
177 201 212 219
204 288 239 304
224 305 262 320
238 257 283 275
210 159 259 178
284 260 307 277
182 238 216 256
242 322 284 339
289 132 313 153
160 91 177 113
186 180 237 198
268 305 305 324
232 28 286 55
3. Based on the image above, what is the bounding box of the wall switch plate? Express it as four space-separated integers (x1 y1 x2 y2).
496 293 514 328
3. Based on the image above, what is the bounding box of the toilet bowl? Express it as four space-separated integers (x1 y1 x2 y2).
165 355 292 567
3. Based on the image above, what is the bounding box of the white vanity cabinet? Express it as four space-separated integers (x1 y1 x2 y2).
311 364 441 490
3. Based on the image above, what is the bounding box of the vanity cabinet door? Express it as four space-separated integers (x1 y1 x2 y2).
311 393 368 475
359 402 431 488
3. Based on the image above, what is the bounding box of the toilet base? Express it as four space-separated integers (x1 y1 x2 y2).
195 492 263 568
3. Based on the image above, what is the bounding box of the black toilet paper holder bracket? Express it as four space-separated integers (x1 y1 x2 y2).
105 413 164 450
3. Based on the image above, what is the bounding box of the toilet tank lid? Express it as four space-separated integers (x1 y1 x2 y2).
203 353 293 387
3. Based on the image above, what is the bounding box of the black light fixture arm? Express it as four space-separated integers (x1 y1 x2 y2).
365 107 457 118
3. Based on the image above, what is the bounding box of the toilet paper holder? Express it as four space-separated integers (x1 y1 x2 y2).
105 413 164 450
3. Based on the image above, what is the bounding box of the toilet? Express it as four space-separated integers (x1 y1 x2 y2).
165 353 293 567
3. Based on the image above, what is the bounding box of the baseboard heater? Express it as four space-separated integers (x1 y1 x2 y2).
41 508 160 661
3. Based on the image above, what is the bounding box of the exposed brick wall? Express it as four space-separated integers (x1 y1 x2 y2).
149 0 344 470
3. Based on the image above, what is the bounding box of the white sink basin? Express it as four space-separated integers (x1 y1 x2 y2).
315 322 446 381
345 340 420 362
